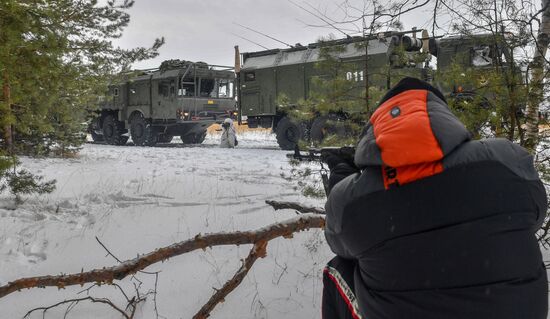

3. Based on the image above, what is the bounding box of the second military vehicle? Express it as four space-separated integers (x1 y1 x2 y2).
90 60 236 146
236 29 517 149
236 29 431 149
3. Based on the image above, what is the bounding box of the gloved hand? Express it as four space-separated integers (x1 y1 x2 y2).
321 148 359 194
321 147 357 169
324 153 350 170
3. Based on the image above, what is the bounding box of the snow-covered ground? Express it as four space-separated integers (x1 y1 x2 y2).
0 131 332 319
1 130 549 319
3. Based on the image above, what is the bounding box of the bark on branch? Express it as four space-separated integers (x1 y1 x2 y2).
193 241 268 319
265 200 325 214
0 215 325 300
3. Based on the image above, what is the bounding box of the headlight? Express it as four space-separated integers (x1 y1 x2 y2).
479 76 489 86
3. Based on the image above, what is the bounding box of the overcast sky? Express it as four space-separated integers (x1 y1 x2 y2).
116 0 440 69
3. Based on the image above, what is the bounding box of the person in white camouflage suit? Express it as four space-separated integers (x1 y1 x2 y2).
220 118 237 148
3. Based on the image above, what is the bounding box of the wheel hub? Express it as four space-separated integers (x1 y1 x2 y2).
105 125 114 137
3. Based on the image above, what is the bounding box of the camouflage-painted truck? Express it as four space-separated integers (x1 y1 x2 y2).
90 60 236 146
236 30 515 149
432 33 517 107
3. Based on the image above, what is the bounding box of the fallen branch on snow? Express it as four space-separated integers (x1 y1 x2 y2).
0 214 325 317
24 279 154 318
265 200 325 214
23 295 144 319
193 240 268 319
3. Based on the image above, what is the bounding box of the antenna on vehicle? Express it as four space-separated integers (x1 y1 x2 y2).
287 0 351 39
233 22 294 48
230 32 270 50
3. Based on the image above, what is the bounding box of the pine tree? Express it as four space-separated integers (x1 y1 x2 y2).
438 55 528 141
0 0 164 198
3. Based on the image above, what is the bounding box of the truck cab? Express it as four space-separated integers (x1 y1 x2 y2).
90 60 237 146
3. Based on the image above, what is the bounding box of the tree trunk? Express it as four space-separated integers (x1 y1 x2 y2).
363 18 370 114
525 0 550 151
2 70 12 151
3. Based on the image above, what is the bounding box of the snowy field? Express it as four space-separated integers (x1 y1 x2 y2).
0 131 332 319
1 130 549 319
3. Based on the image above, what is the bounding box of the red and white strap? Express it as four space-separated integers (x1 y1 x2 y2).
324 266 363 319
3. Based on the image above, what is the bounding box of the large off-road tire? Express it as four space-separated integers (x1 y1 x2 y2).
88 118 104 142
102 115 128 145
310 115 347 143
181 131 206 144
90 130 104 142
275 116 302 150
157 134 173 143
130 113 157 146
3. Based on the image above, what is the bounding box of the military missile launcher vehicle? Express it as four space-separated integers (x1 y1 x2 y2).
236 29 431 149
236 29 517 149
90 60 236 146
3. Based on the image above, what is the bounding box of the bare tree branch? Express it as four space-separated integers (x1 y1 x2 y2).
23 296 135 319
265 200 325 214
95 236 159 276
288 0 351 37
193 241 268 319
0 215 325 299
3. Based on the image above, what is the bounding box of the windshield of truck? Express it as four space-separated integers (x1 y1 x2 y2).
472 45 492 67
200 78 215 97
218 79 234 98
179 77 195 97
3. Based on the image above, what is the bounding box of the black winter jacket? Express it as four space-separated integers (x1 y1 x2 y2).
324 78 548 319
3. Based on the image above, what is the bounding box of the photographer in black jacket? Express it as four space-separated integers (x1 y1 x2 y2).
321 77 548 319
